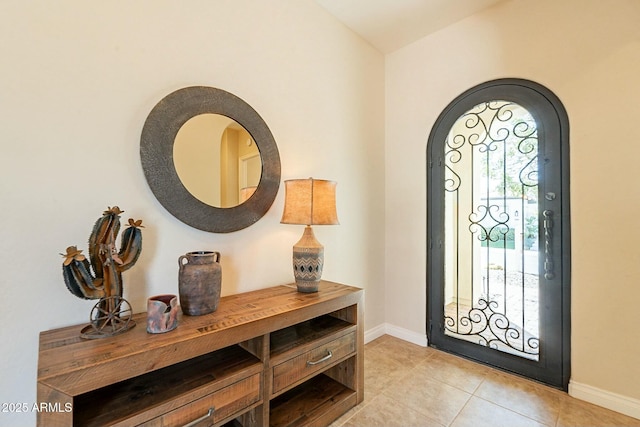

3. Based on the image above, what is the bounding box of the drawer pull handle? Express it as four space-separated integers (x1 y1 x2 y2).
183 407 215 427
307 350 333 366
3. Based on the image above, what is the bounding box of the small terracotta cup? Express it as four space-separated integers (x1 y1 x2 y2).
147 294 179 334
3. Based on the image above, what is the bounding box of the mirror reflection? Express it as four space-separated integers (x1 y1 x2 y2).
173 114 262 208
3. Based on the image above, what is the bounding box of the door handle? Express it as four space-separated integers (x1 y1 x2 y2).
543 210 554 280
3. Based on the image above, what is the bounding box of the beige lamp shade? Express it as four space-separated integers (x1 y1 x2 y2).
281 179 339 225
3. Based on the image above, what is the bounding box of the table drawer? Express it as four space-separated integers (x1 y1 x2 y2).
143 373 261 427
272 332 355 394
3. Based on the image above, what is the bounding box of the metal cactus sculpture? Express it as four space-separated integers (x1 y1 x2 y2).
61 206 143 339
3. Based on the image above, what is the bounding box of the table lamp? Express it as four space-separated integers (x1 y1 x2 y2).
281 178 339 292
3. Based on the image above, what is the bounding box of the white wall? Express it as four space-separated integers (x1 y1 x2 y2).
385 0 640 415
0 1 385 425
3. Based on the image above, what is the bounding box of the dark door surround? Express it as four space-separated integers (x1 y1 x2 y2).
426 78 571 390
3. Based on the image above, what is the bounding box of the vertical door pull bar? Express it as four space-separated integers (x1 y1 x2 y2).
543 210 555 280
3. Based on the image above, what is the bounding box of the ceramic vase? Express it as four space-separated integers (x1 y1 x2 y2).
146 294 179 333
178 251 222 316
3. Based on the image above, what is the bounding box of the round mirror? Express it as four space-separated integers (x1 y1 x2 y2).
140 86 280 233
173 114 261 208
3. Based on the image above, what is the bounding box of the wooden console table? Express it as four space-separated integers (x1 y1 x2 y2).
37 281 364 427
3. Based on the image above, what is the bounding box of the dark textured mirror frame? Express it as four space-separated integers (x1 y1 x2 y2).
140 86 281 233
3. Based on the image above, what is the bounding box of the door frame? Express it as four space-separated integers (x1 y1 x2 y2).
426 78 571 390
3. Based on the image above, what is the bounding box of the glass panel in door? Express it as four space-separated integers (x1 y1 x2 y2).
443 100 540 360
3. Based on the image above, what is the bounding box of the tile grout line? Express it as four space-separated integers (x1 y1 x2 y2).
445 393 474 427
471 371 564 426
469 394 556 427
362 336 640 426
404 360 473 427
386 392 447 427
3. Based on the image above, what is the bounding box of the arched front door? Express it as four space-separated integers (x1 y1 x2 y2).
427 79 570 390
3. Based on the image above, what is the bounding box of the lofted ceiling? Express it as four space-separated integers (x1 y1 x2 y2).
314 0 508 53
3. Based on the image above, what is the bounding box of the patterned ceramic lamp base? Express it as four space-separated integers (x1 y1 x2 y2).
292 226 324 293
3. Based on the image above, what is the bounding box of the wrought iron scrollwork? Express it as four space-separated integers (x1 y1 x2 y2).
469 204 510 244
445 298 539 356
443 100 540 360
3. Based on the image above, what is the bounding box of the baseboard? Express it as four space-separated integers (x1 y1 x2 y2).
386 323 428 347
569 381 640 420
364 323 386 344
365 323 428 347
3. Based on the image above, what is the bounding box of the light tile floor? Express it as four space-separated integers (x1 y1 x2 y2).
330 335 640 427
